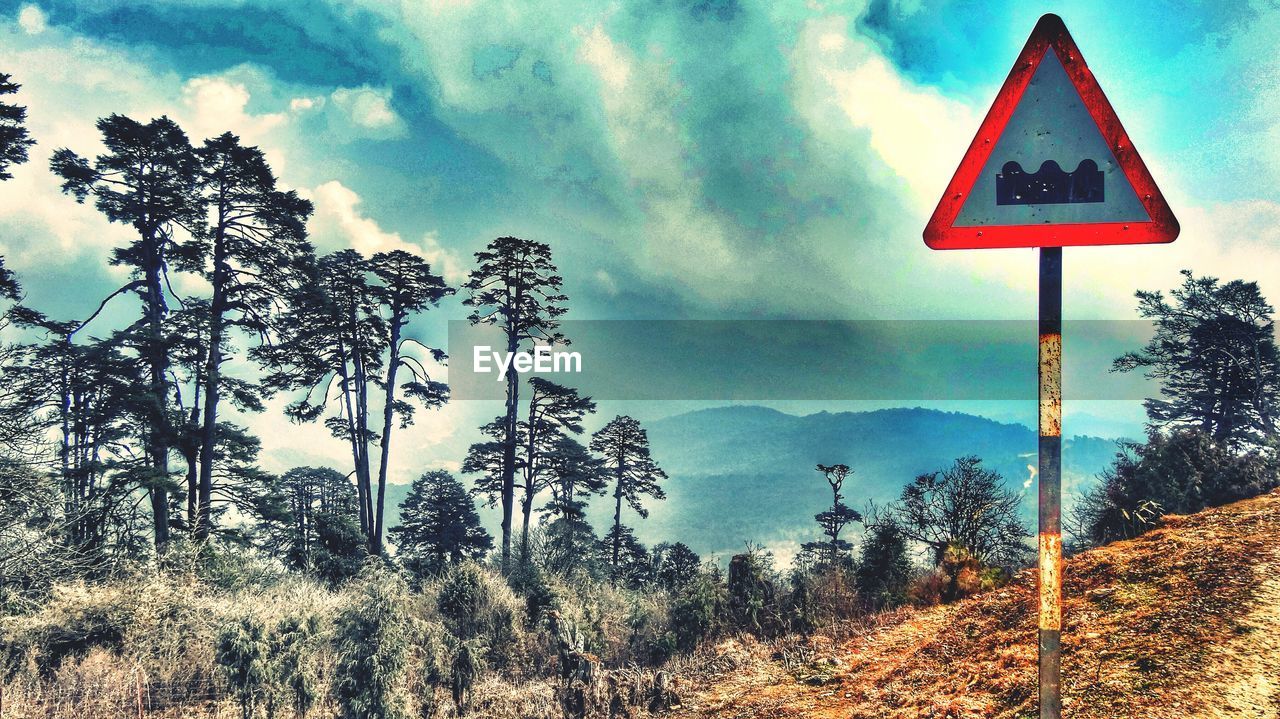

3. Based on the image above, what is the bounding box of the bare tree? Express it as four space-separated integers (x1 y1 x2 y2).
894 455 1030 567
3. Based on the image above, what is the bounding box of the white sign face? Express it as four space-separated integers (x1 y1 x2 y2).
954 48 1150 228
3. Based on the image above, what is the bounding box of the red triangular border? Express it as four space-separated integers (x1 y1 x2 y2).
923 14 1179 250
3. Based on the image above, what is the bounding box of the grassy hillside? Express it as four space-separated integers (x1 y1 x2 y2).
667 488 1280 718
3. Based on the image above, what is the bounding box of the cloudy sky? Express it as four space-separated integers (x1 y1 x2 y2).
0 0 1277 481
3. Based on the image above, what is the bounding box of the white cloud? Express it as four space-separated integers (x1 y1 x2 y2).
795 17 983 212
181 73 288 143
420 231 468 285
574 23 738 291
307 181 468 285
17 4 45 35
330 86 405 135
289 95 322 112
594 269 618 296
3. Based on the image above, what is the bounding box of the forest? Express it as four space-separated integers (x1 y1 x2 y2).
1 67 1279 719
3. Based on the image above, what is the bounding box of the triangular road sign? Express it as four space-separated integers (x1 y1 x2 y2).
924 14 1178 249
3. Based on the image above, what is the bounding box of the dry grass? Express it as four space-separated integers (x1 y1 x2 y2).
669 489 1280 718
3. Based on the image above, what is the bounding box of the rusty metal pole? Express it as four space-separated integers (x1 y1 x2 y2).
1038 246 1063 719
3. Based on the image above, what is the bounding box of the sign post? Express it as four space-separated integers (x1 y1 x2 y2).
923 14 1178 718
1038 246 1062 717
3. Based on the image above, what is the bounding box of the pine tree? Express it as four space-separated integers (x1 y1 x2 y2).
517 379 595 561
590 415 666 585
50 115 203 550
463 237 567 571
1115 270 1280 447
389 470 492 580
0 64 29 440
800 464 861 567
855 515 912 610
279 466 358 562
261 249 450 554
184 132 314 541
539 434 605 573
656 541 702 591
0 72 35 181
367 250 451 553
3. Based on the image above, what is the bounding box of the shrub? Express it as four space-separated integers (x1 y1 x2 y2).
909 541 1004 605
1074 430 1280 546
333 566 411 719
432 563 528 673
669 573 725 651
727 548 782 636
449 640 483 712
786 563 859 632
215 615 270 719
269 614 319 719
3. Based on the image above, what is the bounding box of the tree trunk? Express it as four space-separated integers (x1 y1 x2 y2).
348 308 374 545
339 359 369 536
500 331 519 572
611 463 624 585
196 223 227 542
519 400 541 563
372 314 404 555
143 244 172 552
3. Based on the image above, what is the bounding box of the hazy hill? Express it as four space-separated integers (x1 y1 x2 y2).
595 406 1122 560
669 488 1280 718
389 405 1123 560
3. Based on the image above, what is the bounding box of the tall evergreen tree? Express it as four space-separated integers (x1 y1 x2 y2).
390 470 492 580
801 464 861 567
655 541 702 591
855 514 912 611
0 70 31 340
1115 270 1279 447
590 415 666 585
463 237 567 571
6 314 143 565
517 379 594 561
262 249 449 554
0 72 35 181
539 434 605 573
185 132 314 541
50 115 203 550
261 251 379 538
367 250 451 553
278 466 359 566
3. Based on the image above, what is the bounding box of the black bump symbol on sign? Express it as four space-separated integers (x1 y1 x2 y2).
996 160 1104 205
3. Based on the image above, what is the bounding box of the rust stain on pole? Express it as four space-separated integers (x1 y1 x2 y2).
1038 334 1062 437
1038 532 1063 630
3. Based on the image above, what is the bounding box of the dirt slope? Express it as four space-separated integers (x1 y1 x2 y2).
671 489 1280 719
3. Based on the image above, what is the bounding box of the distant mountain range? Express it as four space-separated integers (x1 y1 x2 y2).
389 406 1127 563
591 406 1123 561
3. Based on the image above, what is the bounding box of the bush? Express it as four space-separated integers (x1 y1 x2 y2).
215 615 270 719
432 563 529 673
333 566 411 719
1075 430 1280 546
269 614 320 719
787 563 859 632
727 548 783 636
669 573 725 651
908 542 1004 605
